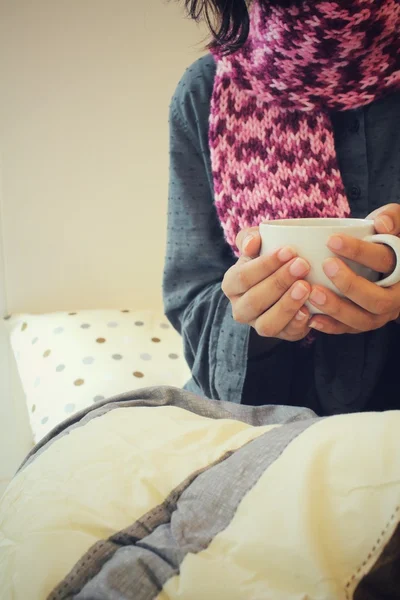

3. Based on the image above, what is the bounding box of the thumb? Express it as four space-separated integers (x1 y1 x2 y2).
236 227 261 257
367 204 400 235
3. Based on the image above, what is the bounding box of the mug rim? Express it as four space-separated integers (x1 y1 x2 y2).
260 218 375 228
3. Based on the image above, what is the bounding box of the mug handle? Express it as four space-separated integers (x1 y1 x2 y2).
363 234 400 288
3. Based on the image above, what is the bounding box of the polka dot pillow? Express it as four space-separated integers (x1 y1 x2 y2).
6 310 191 443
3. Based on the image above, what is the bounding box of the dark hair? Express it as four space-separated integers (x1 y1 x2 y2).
183 0 299 54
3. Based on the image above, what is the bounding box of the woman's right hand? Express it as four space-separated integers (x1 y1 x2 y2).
222 227 312 342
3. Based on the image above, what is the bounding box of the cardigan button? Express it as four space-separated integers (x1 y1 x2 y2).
349 185 361 200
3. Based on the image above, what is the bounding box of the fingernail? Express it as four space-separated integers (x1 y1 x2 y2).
376 215 394 233
310 288 327 306
309 321 323 331
328 236 343 251
324 258 340 278
291 282 309 301
243 234 254 252
277 246 296 262
367 207 385 219
295 309 308 321
289 258 309 277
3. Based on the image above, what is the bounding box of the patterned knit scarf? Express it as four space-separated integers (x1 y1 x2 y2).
209 0 400 255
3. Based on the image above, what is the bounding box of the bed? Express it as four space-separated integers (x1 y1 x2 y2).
1 387 399 599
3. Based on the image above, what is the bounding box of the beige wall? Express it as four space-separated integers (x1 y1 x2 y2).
0 0 206 314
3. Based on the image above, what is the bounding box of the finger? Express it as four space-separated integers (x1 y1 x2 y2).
233 259 310 323
320 257 399 315
308 283 388 331
279 307 311 341
236 227 262 258
223 246 298 297
327 234 396 274
309 288 376 330
309 316 359 335
367 204 400 236
251 281 311 338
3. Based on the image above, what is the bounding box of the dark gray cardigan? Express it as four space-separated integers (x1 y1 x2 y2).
163 54 400 415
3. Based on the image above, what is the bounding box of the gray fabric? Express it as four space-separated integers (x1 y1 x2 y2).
163 54 400 414
21 386 315 473
48 448 236 599
43 387 314 599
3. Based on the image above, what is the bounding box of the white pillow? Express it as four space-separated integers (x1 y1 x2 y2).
6 310 190 442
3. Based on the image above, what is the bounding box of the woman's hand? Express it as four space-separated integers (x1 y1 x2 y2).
222 227 312 341
309 204 400 334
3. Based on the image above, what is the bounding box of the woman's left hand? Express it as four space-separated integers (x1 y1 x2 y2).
309 204 400 334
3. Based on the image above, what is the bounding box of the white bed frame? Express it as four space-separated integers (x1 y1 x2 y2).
0 184 33 489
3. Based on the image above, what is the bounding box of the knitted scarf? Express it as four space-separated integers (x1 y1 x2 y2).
209 0 400 255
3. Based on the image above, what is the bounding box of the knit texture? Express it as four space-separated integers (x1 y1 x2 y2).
209 0 400 254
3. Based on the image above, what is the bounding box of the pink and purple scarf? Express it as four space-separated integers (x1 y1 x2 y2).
209 0 400 255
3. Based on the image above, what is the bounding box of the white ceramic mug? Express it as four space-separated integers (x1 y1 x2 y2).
260 218 400 315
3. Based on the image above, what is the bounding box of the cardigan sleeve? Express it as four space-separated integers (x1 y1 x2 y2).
163 58 295 405
163 62 250 402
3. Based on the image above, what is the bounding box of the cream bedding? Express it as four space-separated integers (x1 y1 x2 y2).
0 387 399 600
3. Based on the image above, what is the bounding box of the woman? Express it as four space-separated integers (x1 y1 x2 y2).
164 0 400 414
